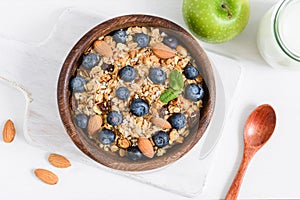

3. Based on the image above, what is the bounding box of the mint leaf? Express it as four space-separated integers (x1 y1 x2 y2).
160 88 182 103
159 70 184 103
169 70 184 91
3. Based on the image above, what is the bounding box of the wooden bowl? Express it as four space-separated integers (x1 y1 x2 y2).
57 15 215 171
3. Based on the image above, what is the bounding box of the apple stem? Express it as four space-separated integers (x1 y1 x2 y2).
221 3 232 19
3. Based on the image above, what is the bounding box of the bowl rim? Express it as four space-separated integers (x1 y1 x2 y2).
57 14 216 172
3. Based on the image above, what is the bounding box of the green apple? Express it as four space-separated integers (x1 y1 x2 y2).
182 0 250 43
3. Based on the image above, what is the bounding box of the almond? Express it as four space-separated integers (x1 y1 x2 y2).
138 137 154 158
2 119 16 143
48 153 71 168
151 117 172 129
176 45 188 57
87 115 102 135
34 168 58 185
94 40 113 57
169 129 179 142
152 43 176 59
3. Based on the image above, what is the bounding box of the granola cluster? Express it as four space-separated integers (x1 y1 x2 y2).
71 26 204 161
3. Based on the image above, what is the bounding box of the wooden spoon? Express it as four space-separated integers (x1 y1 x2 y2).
225 104 276 200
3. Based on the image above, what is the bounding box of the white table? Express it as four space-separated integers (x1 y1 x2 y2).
0 0 299 199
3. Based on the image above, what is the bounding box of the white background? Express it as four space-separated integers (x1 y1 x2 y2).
1 0 299 199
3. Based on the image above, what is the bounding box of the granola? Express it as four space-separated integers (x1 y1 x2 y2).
70 26 205 161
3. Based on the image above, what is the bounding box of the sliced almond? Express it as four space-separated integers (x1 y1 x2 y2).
94 40 113 57
138 137 154 158
169 129 179 142
152 43 176 59
2 119 16 143
176 45 188 57
48 153 71 168
87 115 102 135
151 117 172 129
34 168 59 185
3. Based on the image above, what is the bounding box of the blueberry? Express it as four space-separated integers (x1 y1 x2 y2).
163 36 178 49
75 114 88 129
82 53 99 70
127 146 143 161
168 113 187 130
70 76 86 92
149 68 166 84
152 131 169 148
107 111 123 126
134 33 150 48
183 65 199 80
184 83 204 102
130 98 149 117
97 128 116 145
119 65 137 82
113 30 127 44
116 87 130 100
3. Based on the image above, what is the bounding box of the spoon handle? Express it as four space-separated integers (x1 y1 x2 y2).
225 149 255 200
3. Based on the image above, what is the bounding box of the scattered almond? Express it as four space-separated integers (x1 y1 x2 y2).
48 153 71 168
2 119 16 143
138 137 154 158
94 40 113 57
151 117 172 129
87 114 102 135
34 168 59 185
152 43 176 59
